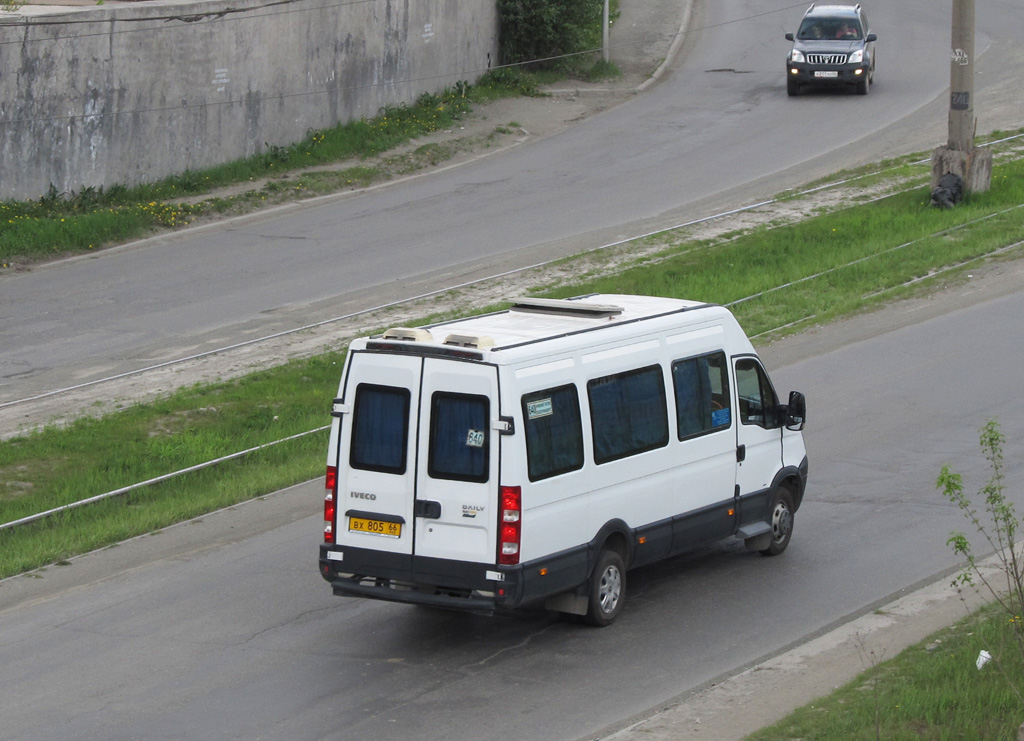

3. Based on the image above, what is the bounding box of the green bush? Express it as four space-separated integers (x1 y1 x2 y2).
497 0 604 67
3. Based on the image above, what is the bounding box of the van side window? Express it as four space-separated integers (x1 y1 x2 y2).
428 392 490 482
672 351 731 439
522 385 584 481
735 358 780 428
350 384 410 474
588 365 669 464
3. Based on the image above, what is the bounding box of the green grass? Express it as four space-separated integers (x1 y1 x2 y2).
1 110 1023 741
0 71 538 267
0 352 344 574
538 160 1024 338
3 152 1024 579
749 604 1024 740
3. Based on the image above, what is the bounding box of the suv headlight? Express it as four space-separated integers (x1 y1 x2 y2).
790 49 805 63
848 49 864 64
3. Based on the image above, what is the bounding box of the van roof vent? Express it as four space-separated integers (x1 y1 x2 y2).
443 333 495 349
382 327 433 342
511 296 624 318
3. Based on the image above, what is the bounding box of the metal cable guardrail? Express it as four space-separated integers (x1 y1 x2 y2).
5 219 1023 533
4 136 1024 533
3 132 1022 414
0 426 328 533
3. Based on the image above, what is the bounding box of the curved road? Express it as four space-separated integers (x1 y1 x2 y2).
2 1 1024 739
2 268 1023 741
2 0 1022 405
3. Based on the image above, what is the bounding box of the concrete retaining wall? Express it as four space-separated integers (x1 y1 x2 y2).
0 0 499 201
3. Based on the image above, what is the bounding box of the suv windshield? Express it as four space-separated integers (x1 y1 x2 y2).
797 18 862 40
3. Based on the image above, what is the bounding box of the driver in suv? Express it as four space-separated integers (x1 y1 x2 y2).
785 4 877 96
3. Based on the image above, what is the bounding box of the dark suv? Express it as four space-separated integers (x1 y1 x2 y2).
785 4 877 96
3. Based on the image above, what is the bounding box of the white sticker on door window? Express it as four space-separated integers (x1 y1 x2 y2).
526 399 553 419
466 429 485 447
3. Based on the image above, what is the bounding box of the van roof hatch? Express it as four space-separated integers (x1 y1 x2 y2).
511 296 624 318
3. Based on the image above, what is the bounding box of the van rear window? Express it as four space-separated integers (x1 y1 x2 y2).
672 351 731 439
522 385 584 481
588 365 669 464
428 392 490 482
350 384 410 474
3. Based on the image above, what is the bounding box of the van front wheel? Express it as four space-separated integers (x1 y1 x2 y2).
760 488 795 557
585 550 626 626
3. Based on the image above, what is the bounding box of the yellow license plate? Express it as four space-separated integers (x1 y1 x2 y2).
348 516 402 538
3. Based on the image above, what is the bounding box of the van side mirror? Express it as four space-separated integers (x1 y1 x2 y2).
865 33 877 42
784 391 806 431
785 32 795 41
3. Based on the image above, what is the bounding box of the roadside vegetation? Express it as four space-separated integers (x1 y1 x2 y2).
749 601 1024 739
752 420 1024 740
2 140 1023 578
1 2 1023 732
0 72 542 267
2 135 1023 733
0 0 620 270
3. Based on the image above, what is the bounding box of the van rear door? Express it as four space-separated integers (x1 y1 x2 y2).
413 358 500 565
334 352 421 557
334 353 500 566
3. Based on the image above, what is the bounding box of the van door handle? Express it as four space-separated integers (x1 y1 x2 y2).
736 444 746 462
415 499 442 519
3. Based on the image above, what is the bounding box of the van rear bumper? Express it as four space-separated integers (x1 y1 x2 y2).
329 574 499 614
319 544 521 614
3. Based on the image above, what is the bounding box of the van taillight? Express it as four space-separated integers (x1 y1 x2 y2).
499 485 522 565
324 466 337 543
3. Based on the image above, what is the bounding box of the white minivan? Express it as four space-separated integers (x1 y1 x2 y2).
319 294 807 625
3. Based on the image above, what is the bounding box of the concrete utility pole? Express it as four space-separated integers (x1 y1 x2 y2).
931 0 992 194
603 0 610 63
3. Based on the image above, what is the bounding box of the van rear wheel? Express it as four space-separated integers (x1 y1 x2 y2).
584 550 626 626
760 488 795 557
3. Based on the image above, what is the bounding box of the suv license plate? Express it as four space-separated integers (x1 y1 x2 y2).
815 71 839 78
349 516 402 538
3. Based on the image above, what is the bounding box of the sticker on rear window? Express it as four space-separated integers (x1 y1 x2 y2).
526 398 553 419
466 429 485 447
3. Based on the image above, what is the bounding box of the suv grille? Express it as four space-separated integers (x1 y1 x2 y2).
808 53 848 65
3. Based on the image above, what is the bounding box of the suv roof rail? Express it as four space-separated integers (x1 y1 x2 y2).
807 2 814 11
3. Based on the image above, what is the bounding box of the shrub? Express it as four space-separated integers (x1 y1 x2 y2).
497 0 604 67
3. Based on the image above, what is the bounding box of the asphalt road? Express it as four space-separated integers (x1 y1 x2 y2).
2 267 1023 741
2 1 1024 739
3 0 1023 406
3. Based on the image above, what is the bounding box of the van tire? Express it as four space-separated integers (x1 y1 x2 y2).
759 487 795 557
584 550 626 626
